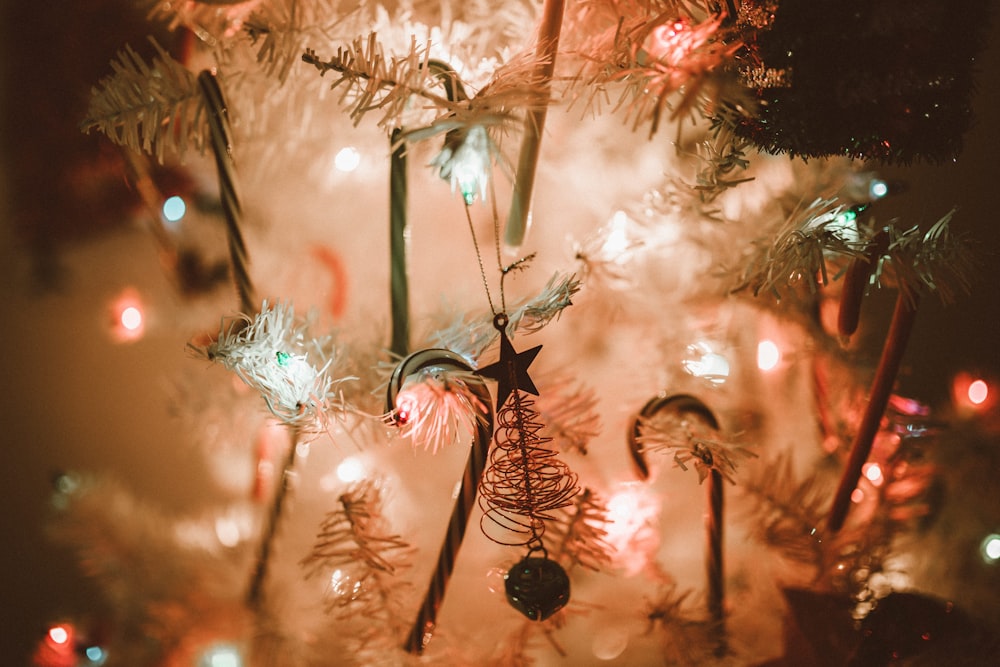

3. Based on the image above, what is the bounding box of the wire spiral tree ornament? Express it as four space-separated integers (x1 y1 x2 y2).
477 314 579 621
478 390 579 548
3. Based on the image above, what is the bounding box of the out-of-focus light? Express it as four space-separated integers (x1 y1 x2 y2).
200 644 242 667
757 339 780 371
336 456 366 483
47 625 70 645
592 625 630 660
952 372 995 413
120 306 142 331
682 342 729 385
968 380 989 405
162 195 186 222
110 290 146 343
981 534 1000 564
851 488 865 503
869 179 889 200
85 646 107 663
602 210 631 259
863 462 884 487
215 517 241 548
334 146 361 172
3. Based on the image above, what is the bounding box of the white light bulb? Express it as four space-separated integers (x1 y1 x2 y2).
336 456 366 483
757 340 780 371
981 534 1000 564
334 147 361 172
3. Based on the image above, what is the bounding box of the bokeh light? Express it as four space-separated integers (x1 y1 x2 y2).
109 290 146 343
336 456 367 483
863 462 884 487
161 195 186 223
980 533 1000 564
757 339 780 371
334 146 361 172
47 625 70 645
968 379 989 405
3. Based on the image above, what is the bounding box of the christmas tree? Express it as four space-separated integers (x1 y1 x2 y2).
3 1 1000 666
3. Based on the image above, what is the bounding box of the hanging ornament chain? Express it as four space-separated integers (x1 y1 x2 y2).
463 194 578 621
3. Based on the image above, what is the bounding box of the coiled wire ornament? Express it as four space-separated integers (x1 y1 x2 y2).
477 313 579 549
479 391 579 547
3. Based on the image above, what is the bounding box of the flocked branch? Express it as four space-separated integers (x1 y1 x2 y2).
82 38 206 162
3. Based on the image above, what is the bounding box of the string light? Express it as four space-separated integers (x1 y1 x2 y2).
47 625 70 646
862 462 884 487
757 339 780 371
335 456 367 483
199 644 243 667
682 341 730 385
214 517 241 548
334 146 361 172
161 195 186 223
952 372 994 413
109 290 146 342
868 178 889 199
601 210 631 260
981 534 1000 564
968 379 989 405
85 646 107 664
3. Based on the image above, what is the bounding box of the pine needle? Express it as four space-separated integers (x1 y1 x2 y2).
301 479 412 617
81 38 207 163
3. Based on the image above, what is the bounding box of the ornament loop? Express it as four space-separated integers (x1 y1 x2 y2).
493 312 509 331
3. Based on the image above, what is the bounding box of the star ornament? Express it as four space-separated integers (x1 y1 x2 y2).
477 313 542 411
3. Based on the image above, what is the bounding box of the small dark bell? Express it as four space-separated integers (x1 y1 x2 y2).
504 556 570 621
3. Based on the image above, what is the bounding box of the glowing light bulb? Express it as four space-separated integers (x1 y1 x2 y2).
200 644 242 667
968 380 989 405
336 456 366 483
851 488 865 503
869 179 889 199
334 146 361 172
110 290 146 342
682 341 730 385
863 462 884 487
602 210 631 259
981 534 1000 564
394 391 419 426
120 306 142 331
757 339 780 371
48 625 70 645
85 646 106 663
162 195 186 222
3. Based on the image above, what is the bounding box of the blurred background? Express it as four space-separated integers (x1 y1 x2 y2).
1 1 998 664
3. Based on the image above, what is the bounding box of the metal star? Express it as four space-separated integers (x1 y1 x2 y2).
477 314 542 411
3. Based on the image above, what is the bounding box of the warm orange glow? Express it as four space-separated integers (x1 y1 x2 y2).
109 289 146 342
850 488 864 503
